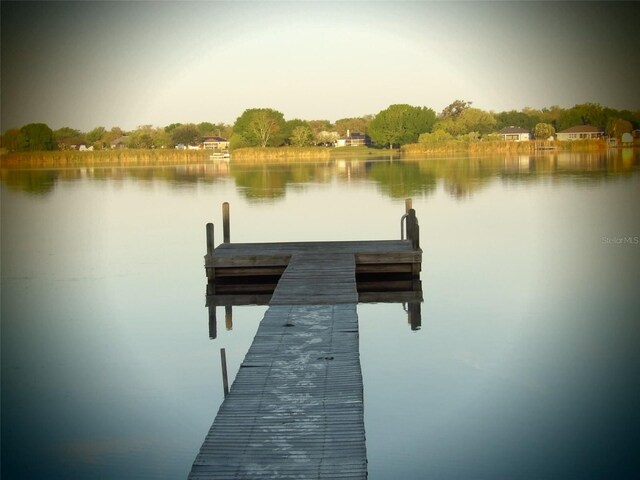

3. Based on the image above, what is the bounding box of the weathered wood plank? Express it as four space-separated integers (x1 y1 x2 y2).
270 253 358 305
190 254 366 479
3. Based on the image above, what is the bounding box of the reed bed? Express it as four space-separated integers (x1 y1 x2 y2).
402 139 611 157
0 149 211 168
231 147 331 163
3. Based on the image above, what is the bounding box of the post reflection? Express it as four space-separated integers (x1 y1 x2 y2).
204 276 423 339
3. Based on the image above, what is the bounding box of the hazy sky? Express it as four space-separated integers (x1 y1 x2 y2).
1 1 639 132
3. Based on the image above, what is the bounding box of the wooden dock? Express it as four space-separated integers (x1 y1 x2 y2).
190 203 422 479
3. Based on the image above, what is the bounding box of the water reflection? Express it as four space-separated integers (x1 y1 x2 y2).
204 276 424 339
3 150 639 479
2 150 637 199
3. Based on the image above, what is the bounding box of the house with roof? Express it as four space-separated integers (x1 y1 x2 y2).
201 136 229 150
498 126 530 142
335 130 371 147
556 125 604 141
110 136 129 148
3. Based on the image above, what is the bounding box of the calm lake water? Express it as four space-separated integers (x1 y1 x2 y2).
2 151 640 479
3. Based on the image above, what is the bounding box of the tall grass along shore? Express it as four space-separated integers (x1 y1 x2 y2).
2 140 636 168
0 149 211 168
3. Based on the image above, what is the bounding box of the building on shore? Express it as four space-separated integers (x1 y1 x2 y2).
498 126 531 142
557 125 604 141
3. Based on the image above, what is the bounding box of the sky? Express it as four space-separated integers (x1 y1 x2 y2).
1 0 639 132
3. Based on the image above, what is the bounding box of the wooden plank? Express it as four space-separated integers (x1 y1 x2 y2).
207 241 420 271
270 253 358 305
189 254 366 479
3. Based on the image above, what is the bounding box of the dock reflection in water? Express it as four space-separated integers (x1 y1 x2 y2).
192 203 424 477
206 276 423 339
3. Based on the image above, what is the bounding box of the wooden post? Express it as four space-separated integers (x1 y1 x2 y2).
225 305 233 331
208 305 217 340
406 208 420 250
408 302 422 331
206 223 215 282
405 198 412 213
206 223 215 256
220 348 229 398
222 202 230 244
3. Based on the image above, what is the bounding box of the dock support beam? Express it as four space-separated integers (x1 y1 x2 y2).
408 302 422 331
206 223 215 257
206 223 215 282
220 348 229 398
208 305 217 339
225 305 233 330
222 202 230 244
406 208 420 251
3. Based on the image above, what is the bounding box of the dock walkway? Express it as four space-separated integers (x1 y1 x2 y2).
191 203 422 478
189 253 367 479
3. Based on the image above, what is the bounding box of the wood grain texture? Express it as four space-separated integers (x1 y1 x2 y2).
189 254 367 479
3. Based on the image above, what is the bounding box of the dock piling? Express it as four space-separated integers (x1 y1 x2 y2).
208 305 217 340
206 223 215 257
406 208 420 250
220 348 229 398
206 223 215 282
224 305 233 330
222 202 230 243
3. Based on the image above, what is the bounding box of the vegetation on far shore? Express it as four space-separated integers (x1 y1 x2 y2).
1 100 638 167
0 148 211 169
4 139 638 169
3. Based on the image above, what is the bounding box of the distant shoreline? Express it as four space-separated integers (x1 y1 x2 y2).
1 140 637 168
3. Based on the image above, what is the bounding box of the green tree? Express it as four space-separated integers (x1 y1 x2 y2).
232 108 286 147
307 120 333 137
534 123 555 140
85 127 107 147
334 116 372 136
556 108 584 132
539 105 564 130
439 99 472 119
18 123 55 151
289 126 314 147
557 103 608 131
457 108 496 135
197 122 215 135
171 123 199 146
53 127 84 149
1 128 21 151
153 129 172 148
369 104 436 148
164 123 182 133
101 127 125 145
229 133 250 150
434 108 496 136
495 110 540 131
125 125 167 149
284 119 311 145
607 118 633 138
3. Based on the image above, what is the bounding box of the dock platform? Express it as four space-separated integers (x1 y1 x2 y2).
190 254 366 479
190 203 422 479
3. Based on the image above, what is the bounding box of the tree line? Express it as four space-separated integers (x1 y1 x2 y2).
2 101 638 153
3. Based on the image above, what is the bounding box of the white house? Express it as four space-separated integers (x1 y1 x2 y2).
202 136 230 150
557 125 604 141
336 130 371 147
498 126 530 141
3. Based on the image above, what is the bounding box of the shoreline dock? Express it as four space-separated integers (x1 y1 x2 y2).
189 202 422 479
